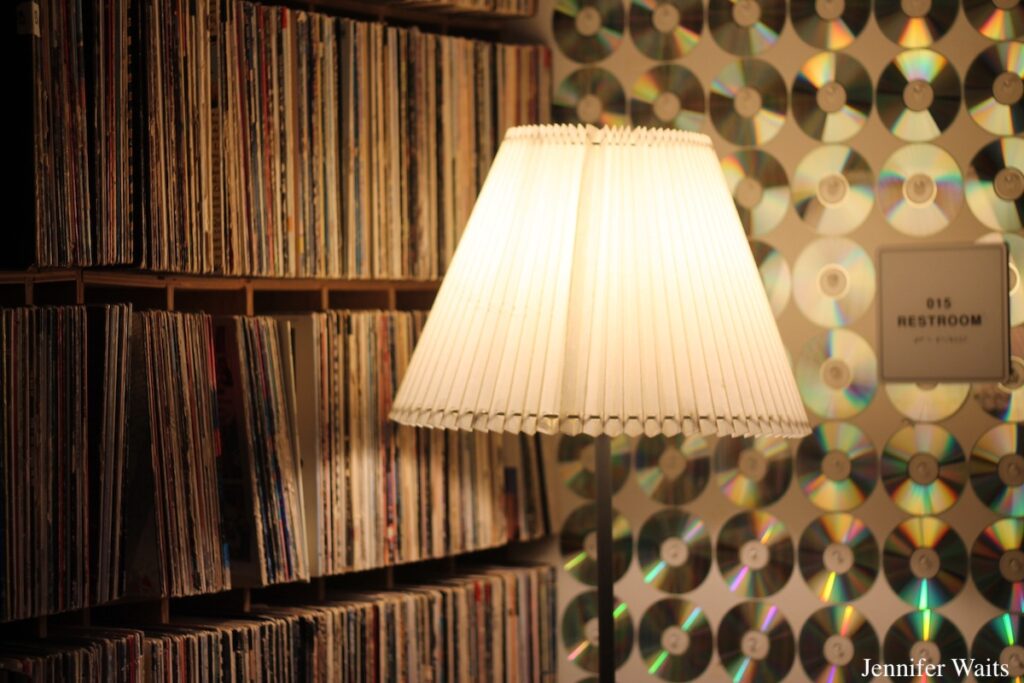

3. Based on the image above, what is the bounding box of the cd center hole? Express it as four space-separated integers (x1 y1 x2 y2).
659 447 687 478
900 0 932 17
652 2 681 32
903 173 937 205
653 92 682 122
993 72 1024 106
814 0 846 20
738 448 769 481
574 6 603 37
576 94 604 124
822 450 852 481
910 547 941 579
661 537 690 566
740 540 770 570
908 452 940 485
741 630 770 660
999 453 1024 487
732 0 762 27
903 80 935 112
823 542 854 573
817 173 849 206
824 635 854 666
818 265 850 298
1001 549 1024 582
820 358 852 390
734 86 763 118
816 82 848 114
661 628 691 656
994 168 1024 202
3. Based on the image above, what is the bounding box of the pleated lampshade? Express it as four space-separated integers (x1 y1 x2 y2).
390 125 810 439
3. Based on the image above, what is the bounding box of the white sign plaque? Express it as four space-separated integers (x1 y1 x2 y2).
878 243 1010 382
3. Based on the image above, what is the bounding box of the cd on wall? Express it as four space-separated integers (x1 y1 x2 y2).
792 145 874 235
971 423 1024 517
796 329 878 419
965 41 1024 136
883 516 968 609
714 435 792 508
881 424 967 515
964 0 1024 40
710 59 788 146
799 513 879 603
708 0 785 56
631 65 705 131
562 591 633 672
635 433 710 505
717 510 794 597
791 52 872 143
629 0 703 60
638 599 713 682
553 0 625 63
559 433 631 498
877 143 964 237
718 601 795 683
799 605 879 683
874 0 957 47
967 137 1024 232
792 237 876 328
750 241 791 318
638 508 713 594
974 326 1024 423
790 0 869 50
883 611 968 683
977 232 1024 325
554 68 628 127
797 421 878 511
884 382 970 422
721 150 790 237
876 49 961 142
972 518 1024 612
560 503 633 586
972 614 1024 683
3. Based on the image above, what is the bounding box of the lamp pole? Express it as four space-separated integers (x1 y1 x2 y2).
595 435 616 683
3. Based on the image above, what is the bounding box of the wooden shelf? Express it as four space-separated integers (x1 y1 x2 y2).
284 0 534 33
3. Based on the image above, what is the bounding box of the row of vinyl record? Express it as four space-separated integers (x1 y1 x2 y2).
0 305 549 623
0 565 557 683
17 0 550 276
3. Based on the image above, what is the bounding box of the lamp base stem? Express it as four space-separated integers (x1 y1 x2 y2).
595 434 615 683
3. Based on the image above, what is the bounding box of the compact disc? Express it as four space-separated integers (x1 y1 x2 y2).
973 614 1024 683
796 330 878 419
797 422 878 511
790 0 869 49
717 511 794 597
877 144 964 237
967 137 1024 232
883 611 968 683
553 0 625 62
559 434 632 498
792 52 872 142
973 518 1024 612
710 59 788 145
974 326 1024 422
979 233 1024 326
792 237 875 328
750 241 791 318
884 382 970 422
630 0 703 60
965 0 1024 40
722 150 790 236
965 41 1024 136
799 605 879 683
631 65 706 131
884 516 968 609
881 424 967 515
714 435 792 508
636 434 711 505
561 503 633 586
638 598 713 681
708 0 785 55
639 508 713 594
877 49 961 141
799 513 879 602
793 145 874 235
718 601 795 683
554 68 628 126
971 424 1024 517
875 0 958 47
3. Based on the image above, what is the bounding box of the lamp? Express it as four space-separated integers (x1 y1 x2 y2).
391 124 810 681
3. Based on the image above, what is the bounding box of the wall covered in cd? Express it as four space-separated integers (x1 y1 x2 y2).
506 0 1023 680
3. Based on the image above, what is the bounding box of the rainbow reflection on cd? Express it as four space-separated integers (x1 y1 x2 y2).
630 0 703 60
799 513 879 603
881 424 967 515
972 613 1024 683
883 610 967 683
792 145 874 235
883 516 968 610
797 422 877 510
638 598 713 682
750 241 791 318
562 591 633 672
553 0 624 62
967 137 1024 233
796 330 877 419
708 0 785 56
973 518 1024 613
636 434 711 505
791 52 872 143
631 65 705 131
790 0 869 49
876 49 961 142
877 144 964 237
965 41 1024 136
560 503 633 586
709 59 788 145
792 237 875 328
875 0 957 47
718 601 795 683
971 424 1024 517
717 511 794 598
554 68 628 127
714 435 792 508
965 0 1024 40
558 433 631 498
799 605 878 683
722 150 790 236
638 508 713 594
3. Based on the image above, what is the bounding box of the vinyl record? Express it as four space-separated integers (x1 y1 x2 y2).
717 511 794 597
971 424 1024 517
792 52 872 142
965 0 1024 40
718 601 795 683
884 382 970 422
722 150 790 237
750 241 791 318
799 605 879 683
638 508 713 594
554 68 628 126
796 330 878 419
883 516 968 609
967 137 1024 232
631 65 706 131
562 591 633 672
635 434 711 505
792 237 876 328
972 518 1024 612
793 145 874 235
883 610 968 683
876 49 961 141
979 233 1024 327
974 326 1024 423
790 0 869 49
559 433 632 499
630 0 703 60
965 41 1024 136
878 143 964 237
799 513 879 603
710 59 788 145
561 503 633 586
881 424 967 515
797 422 878 511
714 435 792 508
874 0 958 47
708 0 785 55
553 0 625 62
638 598 713 682
972 614 1024 683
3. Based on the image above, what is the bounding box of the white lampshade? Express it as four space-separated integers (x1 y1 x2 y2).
391 125 810 439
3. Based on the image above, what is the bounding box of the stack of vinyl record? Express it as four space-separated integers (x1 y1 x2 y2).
0 626 144 682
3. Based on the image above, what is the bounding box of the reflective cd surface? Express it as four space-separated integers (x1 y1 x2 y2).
965 41 1024 136
630 0 703 60
974 326 1024 423
718 601 795 683
971 424 1024 517
631 64 705 131
638 508 713 594
562 591 634 672
799 605 879 683
964 0 1024 40
559 433 632 498
635 434 711 505
714 435 792 508
792 237 876 328
883 516 968 609
793 145 874 235
972 613 1024 683
796 330 878 419
875 0 958 47
717 510 794 597
553 0 625 62
883 610 968 683
799 513 879 603
790 0 869 49
710 59 788 145
877 49 961 141
877 143 964 237
967 137 1024 232
708 0 786 55
750 241 791 318
881 424 967 515
638 598 713 681
884 382 970 422
973 518 1024 612
560 503 633 586
792 52 872 142
722 150 790 236
554 68 628 126
797 421 878 510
